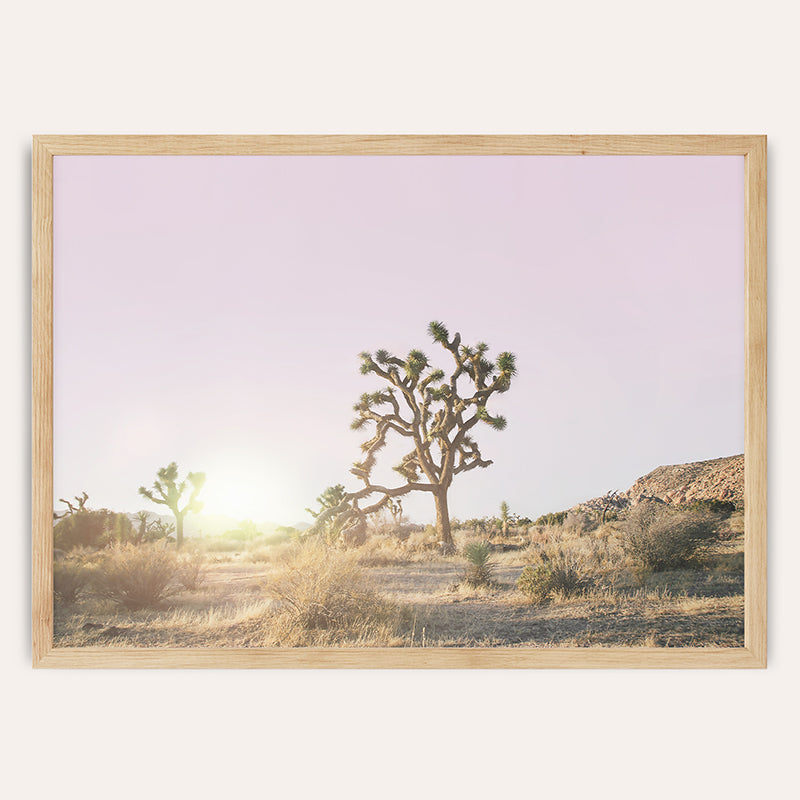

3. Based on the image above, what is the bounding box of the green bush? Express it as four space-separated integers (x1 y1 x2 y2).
620 504 721 572
462 540 495 586
92 543 179 609
54 509 138 549
685 498 736 518
517 548 591 603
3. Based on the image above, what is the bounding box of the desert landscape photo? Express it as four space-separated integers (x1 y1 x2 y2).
50 153 745 649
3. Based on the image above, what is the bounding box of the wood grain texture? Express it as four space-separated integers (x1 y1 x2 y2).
33 134 763 156
744 137 768 667
32 137 54 666
31 135 768 669
34 646 764 669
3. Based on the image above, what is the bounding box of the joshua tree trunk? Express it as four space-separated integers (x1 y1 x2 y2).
434 489 453 546
175 513 185 548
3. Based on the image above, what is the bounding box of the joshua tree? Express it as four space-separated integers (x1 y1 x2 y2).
387 497 404 530
589 490 626 525
133 511 151 545
147 518 176 542
313 321 516 548
54 491 89 520
138 462 206 548
499 500 511 536
306 484 349 543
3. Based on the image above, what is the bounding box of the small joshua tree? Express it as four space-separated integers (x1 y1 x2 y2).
310 322 516 548
306 484 349 544
499 500 511 536
139 462 205 548
387 497 404 531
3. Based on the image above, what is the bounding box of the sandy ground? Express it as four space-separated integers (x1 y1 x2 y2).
53 556 744 648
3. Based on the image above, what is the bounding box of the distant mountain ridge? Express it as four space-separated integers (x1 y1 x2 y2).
123 512 310 538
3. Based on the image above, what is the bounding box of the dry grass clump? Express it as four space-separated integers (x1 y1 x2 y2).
517 545 594 603
92 543 180 610
404 529 440 554
355 535 411 566
261 541 405 646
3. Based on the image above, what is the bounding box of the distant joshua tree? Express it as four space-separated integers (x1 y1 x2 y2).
138 462 205 548
310 321 516 548
499 500 511 536
54 491 89 520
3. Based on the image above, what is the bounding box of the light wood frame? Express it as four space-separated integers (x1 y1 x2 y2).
32 135 767 668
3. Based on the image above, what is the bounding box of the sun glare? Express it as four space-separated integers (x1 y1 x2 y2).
201 464 276 522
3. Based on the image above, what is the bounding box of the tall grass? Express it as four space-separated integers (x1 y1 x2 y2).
517 545 594 603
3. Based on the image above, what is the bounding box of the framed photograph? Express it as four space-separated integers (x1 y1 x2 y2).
32 135 766 668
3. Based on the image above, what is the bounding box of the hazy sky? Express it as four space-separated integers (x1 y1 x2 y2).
53 154 744 526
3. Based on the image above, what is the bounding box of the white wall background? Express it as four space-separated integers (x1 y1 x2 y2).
2 2 796 798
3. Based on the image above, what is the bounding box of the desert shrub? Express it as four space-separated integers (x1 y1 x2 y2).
685 499 736 517
404 529 438 554
462 540 495 586
563 510 597 535
619 504 721 572
54 510 110 550
175 551 207 591
92 543 179 609
533 510 568 527
53 560 93 604
517 547 592 603
265 541 400 645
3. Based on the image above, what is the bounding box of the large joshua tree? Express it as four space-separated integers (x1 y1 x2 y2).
315 321 516 548
138 462 206 548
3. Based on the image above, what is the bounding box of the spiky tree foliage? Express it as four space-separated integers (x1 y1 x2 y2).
315 322 516 548
462 540 496 587
138 462 205 548
306 484 350 544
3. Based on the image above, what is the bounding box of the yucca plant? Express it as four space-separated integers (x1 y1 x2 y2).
462 540 495 587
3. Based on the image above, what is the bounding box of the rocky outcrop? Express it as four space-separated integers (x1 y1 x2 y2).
623 454 744 510
576 454 745 514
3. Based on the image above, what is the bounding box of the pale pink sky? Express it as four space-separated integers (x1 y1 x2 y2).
53 155 744 525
